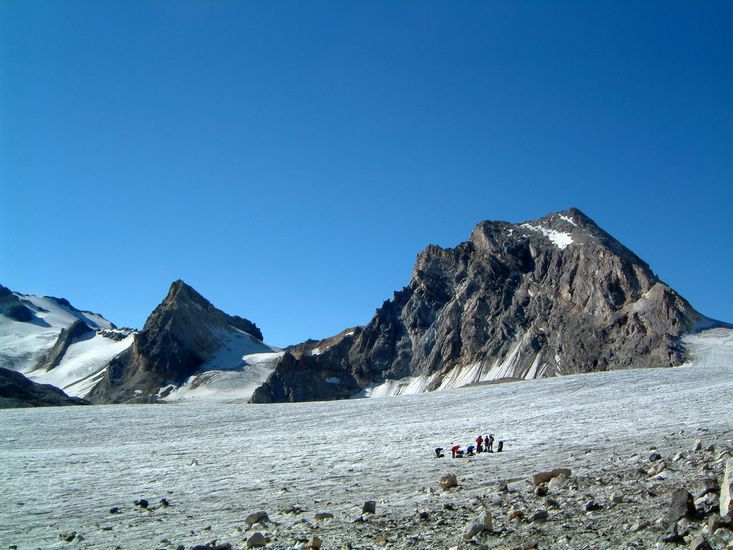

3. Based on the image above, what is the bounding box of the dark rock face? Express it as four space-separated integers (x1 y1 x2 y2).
0 367 89 408
87 280 263 404
252 208 703 403
34 320 94 371
0 284 34 322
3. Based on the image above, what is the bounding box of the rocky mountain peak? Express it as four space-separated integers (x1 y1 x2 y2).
86 280 264 403
252 209 705 403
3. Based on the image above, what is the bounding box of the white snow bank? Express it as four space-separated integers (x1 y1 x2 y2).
27 332 134 397
162 328 283 402
521 223 573 249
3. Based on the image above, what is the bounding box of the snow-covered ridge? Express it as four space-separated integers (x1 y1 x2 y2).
521 223 573 250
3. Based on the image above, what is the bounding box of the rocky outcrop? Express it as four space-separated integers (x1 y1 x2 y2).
86 280 264 404
0 284 34 322
34 319 94 371
0 367 89 408
252 208 705 403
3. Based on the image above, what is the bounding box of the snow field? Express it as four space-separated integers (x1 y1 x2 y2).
0 328 731 548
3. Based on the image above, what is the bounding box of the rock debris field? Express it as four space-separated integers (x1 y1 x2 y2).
1 328 732 549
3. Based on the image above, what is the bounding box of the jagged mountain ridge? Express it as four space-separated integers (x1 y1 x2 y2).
251 208 704 403
86 280 278 404
1 208 718 406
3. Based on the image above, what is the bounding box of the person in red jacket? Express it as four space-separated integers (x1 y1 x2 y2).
476 435 484 453
450 444 462 458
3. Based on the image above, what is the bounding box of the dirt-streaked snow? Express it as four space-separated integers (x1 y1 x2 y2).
0 328 731 549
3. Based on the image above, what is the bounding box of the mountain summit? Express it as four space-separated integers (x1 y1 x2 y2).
87 280 269 403
251 208 703 402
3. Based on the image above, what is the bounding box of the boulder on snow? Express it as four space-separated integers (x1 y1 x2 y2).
439 473 459 491
462 510 492 539
244 511 269 529
533 468 571 486
362 500 376 514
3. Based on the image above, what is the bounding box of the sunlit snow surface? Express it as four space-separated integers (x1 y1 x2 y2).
1 329 732 548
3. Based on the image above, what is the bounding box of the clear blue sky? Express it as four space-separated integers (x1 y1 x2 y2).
1 1 731 347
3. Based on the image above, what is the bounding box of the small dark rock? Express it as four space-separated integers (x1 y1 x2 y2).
314 512 334 521
534 485 548 497
109 507 121 514
159 498 170 508
362 500 377 514
546 498 560 508
689 535 713 550
585 500 603 512
417 510 430 520
649 451 662 462
134 499 149 509
660 522 685 544
530 509 549 522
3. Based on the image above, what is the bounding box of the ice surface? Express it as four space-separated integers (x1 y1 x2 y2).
521 223 573 249
0 328 731 548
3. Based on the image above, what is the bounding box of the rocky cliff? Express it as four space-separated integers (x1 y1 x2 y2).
251 208 704 403
0 367 89 408
86 280 266 403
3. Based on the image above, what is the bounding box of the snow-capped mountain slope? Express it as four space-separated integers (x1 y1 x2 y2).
0 284 128 370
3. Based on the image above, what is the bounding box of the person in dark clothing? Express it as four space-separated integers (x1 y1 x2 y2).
466 445 475 456
497 440 504 452
487 434 495 452
435 447 445 458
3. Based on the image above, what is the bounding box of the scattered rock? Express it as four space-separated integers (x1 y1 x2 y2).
534 485 548 497
532 468 571 485
585 500 603 512
696 479 720 499
439 473 459 491
507 509 525 521
109 507 121 514
497 481 509 493
282 504 303 514
673 452 685 462
417 510 429 520
668 488 697 523
688 535 713 550
59 531 78 542
314 512 334 521
246 532 267 548
362 500 376 514
159 498 170 508
463 510 493 539
530 509 549 523
548 474 569 491
307 536 323 549
610 491 624 504
649 451 663 462
134 499 149 509
721 459 733 517
693 439 703 452
244 511 269 529
660 522 685 544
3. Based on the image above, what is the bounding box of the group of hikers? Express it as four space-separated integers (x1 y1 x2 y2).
434 433 504 458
